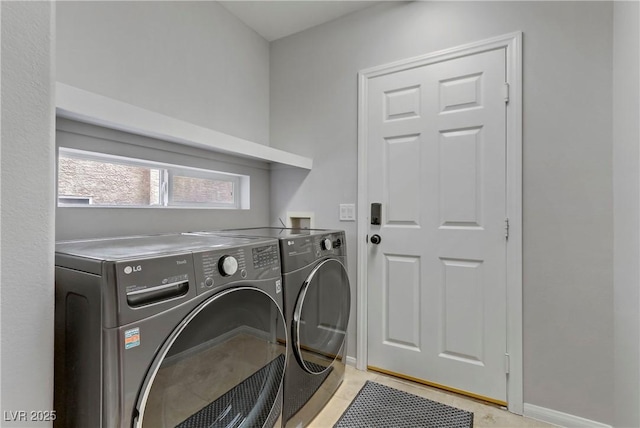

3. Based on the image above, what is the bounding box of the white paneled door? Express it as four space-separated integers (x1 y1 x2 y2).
366 47 508 404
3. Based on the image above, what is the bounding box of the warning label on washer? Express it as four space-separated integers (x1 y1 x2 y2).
125 327 140 349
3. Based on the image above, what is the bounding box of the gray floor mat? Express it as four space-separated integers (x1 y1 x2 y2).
334 381 473 428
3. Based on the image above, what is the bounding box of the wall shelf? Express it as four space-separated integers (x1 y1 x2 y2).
55 83 313 170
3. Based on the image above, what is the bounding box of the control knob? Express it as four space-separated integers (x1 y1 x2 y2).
218 255 238 277
321 238 333 251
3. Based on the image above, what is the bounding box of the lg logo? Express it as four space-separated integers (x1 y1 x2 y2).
124 265 142 275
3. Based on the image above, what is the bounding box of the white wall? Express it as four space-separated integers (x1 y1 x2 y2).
56 1 270 146
270 1 615 424
1 1 55 423
613 2 640 427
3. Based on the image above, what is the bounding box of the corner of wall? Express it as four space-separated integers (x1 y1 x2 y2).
1 0 56 417
612 1 640 427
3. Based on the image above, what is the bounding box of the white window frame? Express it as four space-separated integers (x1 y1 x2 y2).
58 195 93 205
57 147 244 209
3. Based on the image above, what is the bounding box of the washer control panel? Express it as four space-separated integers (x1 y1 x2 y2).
252 244 279 269
192 242 280 295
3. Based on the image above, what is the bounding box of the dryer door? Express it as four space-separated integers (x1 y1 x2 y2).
293 258 351 373
134 287 286 428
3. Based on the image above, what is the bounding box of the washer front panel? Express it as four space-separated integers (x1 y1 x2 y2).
135 287 286 428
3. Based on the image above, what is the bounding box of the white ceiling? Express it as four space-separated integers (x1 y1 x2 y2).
219 1 381 42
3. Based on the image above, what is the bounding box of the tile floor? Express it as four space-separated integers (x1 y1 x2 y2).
309 365 556 427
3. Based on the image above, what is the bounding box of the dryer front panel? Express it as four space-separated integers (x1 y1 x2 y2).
134 287 286 428
292 258 351 374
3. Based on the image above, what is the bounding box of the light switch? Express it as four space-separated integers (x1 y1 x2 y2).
340 204 356 221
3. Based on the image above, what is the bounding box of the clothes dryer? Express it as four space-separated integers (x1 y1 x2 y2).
190 228 351 428
54 233 286 428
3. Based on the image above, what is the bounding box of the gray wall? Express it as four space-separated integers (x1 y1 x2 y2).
613 2 640 427
56 0 270 146
56 1 273 239
2 1 631 425
1 1 55 423
270 1 615 424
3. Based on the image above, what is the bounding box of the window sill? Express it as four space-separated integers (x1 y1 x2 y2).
56 82 313 170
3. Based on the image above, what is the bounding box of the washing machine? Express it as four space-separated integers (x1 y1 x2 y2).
189 228 351 428
54 233 287 428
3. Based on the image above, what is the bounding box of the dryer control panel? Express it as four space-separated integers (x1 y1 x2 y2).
314 234 344 256
280 231 346 273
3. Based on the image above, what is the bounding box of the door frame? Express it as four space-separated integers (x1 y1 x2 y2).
356 32 523 413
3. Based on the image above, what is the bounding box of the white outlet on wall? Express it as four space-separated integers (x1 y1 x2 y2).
339 204 356 221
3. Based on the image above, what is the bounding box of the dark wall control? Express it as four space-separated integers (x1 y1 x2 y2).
371 203 382 225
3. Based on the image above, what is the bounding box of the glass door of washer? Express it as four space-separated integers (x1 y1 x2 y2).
293 258 351 373
135 287 286 428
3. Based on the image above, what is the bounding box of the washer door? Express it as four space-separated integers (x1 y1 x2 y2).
293 258 351 374
135 287 286 428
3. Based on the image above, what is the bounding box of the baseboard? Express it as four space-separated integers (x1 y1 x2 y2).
345 355 357 367
523 403 612 428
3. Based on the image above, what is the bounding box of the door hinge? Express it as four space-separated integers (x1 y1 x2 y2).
504 353 511 374
503 82 510 103
505 218 510 240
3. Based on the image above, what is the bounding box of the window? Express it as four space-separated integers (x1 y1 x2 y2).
57 148 245 209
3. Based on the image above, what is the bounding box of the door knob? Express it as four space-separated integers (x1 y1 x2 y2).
370 234 382 245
